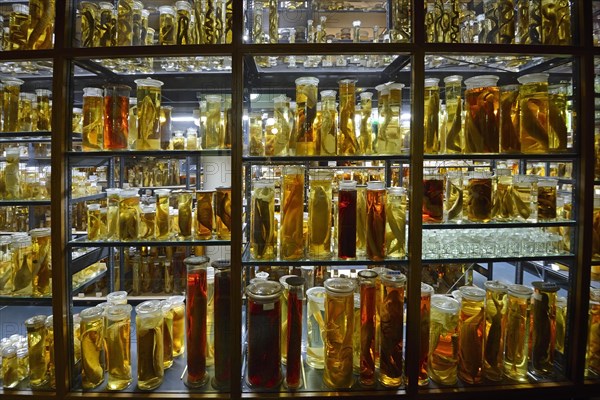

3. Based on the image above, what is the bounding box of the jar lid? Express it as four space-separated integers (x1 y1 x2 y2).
20 92 36 101
246 280 283 302
444 75 463 84
360 91 373 100
501 84 520 92
212 259 231 270
273 94 288 103
286 276 306 287
459 285 486 301
135 77 164 87
358 269 378 280
464 75 499 90
338 78 357 85
484 280 508 293
105 304 132 319
537 178 558 187
295 76 319 86
154 189 171 196
388 83 405 91
279 274 297 289
531 281 559 293
167 295 185 305
387 186 406 196
424 78 440 87
2 77 24 86
339 180 357 190
254 271 270 280
175 0 192 10
508 284 533 298
367 180 385 190
421 282 434 296
29 227 51 237
2 345 16 357
80 307 104 322
141 8 150 17
136 299 162 315
381 270 407 286
35 89 52 96
556 296 567 307
517 73 549 85
306 286 326 303
253 179 275 188
106 290 128 304
470 171 492 179
184 255 210 266
324 277 355 294
431 294 460 313
309 169 334 180
105 188 121 196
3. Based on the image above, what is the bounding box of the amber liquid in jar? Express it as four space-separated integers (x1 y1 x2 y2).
379 272 406 387
116 0 133 46
338 183 357 259
105 304 132 390
136 301 164 390
281 168 304 260
136 80 162 150
213 263 231 389
25 315 49 388
215 187 232 240
79 308 105 389
186 260 208 386
338 79 358 155
358 271 377 386
308 171 333 259
464 80 500 153
519 78 551 153
467 175 493 222
419 284 434 386
83 88 104 151
250 182 275 259
457 287 486 384
423 176 444 223
503 285 533 381
195 190 214 240
295 77 319 156
428 295 459 385
103 90 129 150
366 182 386 261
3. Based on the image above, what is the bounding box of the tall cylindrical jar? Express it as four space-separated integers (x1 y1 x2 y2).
308 170 333 259
82 87 104 151
358 269 377 386
185 256 209 387
25 314 49 388
116 0 134 46
246 280 283 388
105 303 132 390
444 75 463 153
464 75 500 153
279 274 296 366
135 78 164 150
176 189 193 239
11 236 32 295
366 181 386 261
195 189 214 240
386 187 406 258
294 77 319 156
306 286 326 369
273 95 291 156
204 95 223 149
518 73 553 153
383 83 404 155
548 82 569 151
212 260 231 389
159 105 173 150
500 84 521 153
503 284 533 381
467 171 493 222
537 178 558 220
356 184 367 255
419 283 434 386
105 188 121 240
530 281 559 378
482 281 508 381
103 84 130 150
30 227 51 297
320 90 337 155
423 173 444 223
587 287 600 376
118 189 140 241
250 180 275 259
2 78 24 132
323 277 355 389
457 286 486 384
338 180 357 259
158 5 176 45
79 307 105 389
2 345 18 388
338 78 358 155
45 315 55 388
286 276 305 390
379 271 407 387
215 186 232 239
167 295 185 357
424 78 440 154
281 166 305 260
136 300 164 390
154 189 171 240
428 295 460 385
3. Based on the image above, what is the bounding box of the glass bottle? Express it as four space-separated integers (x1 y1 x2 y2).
366 181 386 261
500 84 521 153
379 271 406 387
116 0 133 46
103 84 130 150
467 171 493 222
140 9 149 43
419 283 434 386
555 296 567 357
504 284 533 381
273 95 291 155
184 256 209 387
423 173 444 223
587 287 600 376
30 227 51 297
136 300 164 390
215 186 231 239
131 1 142 45
529 281 559 378
537 178 557 220
159 105 173 150
99 2 116 47
306 286 326 369
383 83 404 155
105 303 132 390
428 295 460 385
464 75 500 153
246 280 283 388
286 276 305 390
0 236 13 294
541 0 570 45
18 92 35 132
175 1 191 44
248 113 264 155
176 190 193 239
250 180 275 259
16 347 28 383
35 88 51 131
356 184 367 256
444 171 462 221
338 78 358 155
212 260 231 389
82 87 104 151
512 174 537 221
338 180 357 259
204 94 223 149
154 189 171 240
11 236 32 295
424 78 441 154
517 73 554 153
357 269 377 386
118 189 140 241
2 78 24 132
72 107 83 133
25 315 47 387
9 4 29 50
308 170 333 259
386 187 407 259
186 127 198 150
4 147 21 199
79 307 105 389
105 188 121 240
106 290 127 305
323 277 355 389
358 91 374 155
135 78 164 150
2 345 18 388
443 75 463 153
457 286 486 384
281 166 304 260
278 274 295 367
294 77 319 156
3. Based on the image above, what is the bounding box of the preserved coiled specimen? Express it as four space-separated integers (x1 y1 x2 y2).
116 0 133 46
500 88 521 152
214 0 223 43
99 3 116 47
268 0 278 43
176 5 191 44
465 86 500 153
9 6 29 50
467 177 493 222
499 0 516 43
541 0 571 45
386 190 406 258
423 177 443 223
81 2 98 47
483 291 505 381
366 185 386 261
528 0 542 44
458 300 485 384
516 0 531 44
204 0 216 44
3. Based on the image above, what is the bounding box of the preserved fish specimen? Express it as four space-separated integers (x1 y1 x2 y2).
491 169 513 221
82 87 104 151
272 95 291 155
482 281 507 381
250 180 274 259
529 0 543 44
548 83 568 151
445 172 463 221
281 167 304 259
105 304 132 390
286 276 305 389
366 181 386 260
18 92 35 132
116 0 133 46
429 295 460 385
25 315 48 387
537 179 557 220
9 4 29 50
424 78 440 154
444 75 463 153
587 288 600 376
419 283 434 386
158 6 176 45
338 180 357 259
103 84 130 150
324 278 355 389
30 228 51 297
106 290 127 305
35 88 51 131
541 0 571 45
81 1 99 47
338 79 358 155
195 190 214 240
379 272 406 387
135 78 163 150
307 287 326 369
530 281 559 377
155 189 171 240
500 85 521 152
177 190 193 239
308 170 333 259
212 261 231 389
140 205 156 240
356 185 367 255
504 284 533 381
252 6 263 43
215 186 231 239
185 256 208 386
2 345 18 388
457 286 486 384
136 300 164 390
213 0 223 43
248 113 264 155
246 280 282 388
131 1 142 45
295 77 319 155
172 130 185 149
518 73 554 153
386 187 406 258
358 92 374 154
204 95 223 149
105 188 120 240
161 301 174 368
167 295 185 357
0 237 13 294
80 307 105 389
3 78 24 132
320 90 337 156
467 172 493 222
352 293 360 375
464 75 500 153
11 237 32 295
99 2 116 47
423 174 444 223
160 106 173 150
118 189 140 241
358 270 377 386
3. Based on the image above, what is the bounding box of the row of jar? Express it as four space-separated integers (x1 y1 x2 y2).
0 206 48 233
85 187 231 241
1 314 55 390
78 0 233 48
0 150 51 200
0 79 52 132
0 1 54 51
0 229 51 297
425 0 571 45
81 80 231 151
251 170 406 261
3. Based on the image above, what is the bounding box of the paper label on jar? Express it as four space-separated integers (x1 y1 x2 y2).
263 302 274 311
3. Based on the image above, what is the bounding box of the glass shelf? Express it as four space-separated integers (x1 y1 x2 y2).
67 238 231 248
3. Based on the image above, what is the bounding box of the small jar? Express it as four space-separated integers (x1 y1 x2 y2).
423 173 444 223
11 237 32 295
386 187 407 258
79 307 105 389
106 290 128 305
537 178 558 220
186 128 198 150
160 106 173 150
135 300 164 390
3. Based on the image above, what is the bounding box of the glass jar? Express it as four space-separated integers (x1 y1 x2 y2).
248 113 264 156
443 75 463 154
386 187 407 258
30 227 51 297
500 84 521 153
541 0 571 45
294 77 319 156
176 190 193 239
503 284 533 381
357 270 377 386
555 296 567 356
250 180 275 259
160 300 174 369
34 89 51 132
381 83 404 155
375 84 388 153
457 286 486 384
184 256 209 387
175 1 192 44
512 175 538 221
4 147 20 199
587 287 600 376
467 171 493 222
167 295 185 358
135 78 163 150
548 83 569 151
419 283 434 386
154 189 171 240
103 84 130 150
246 280 283 388
423 173 444 223
204 95 223 149
105 188 121 240
215 186 232 240
537 178 558 220
428 295 460 385
356 184 367 256
16 346 28 383
140 205 156 240
530 281 559 378
45 316 55 388
319 90 337 155
280 166 304 259
492 169 513 222
18 92 35 132
0 236 13 294
118 189 140 241
308 170 333 259
306 286 326 370
424 78 440 154
337 78 358 155
285 276 305 390
464 75 500 153
366 181 386 261
11 237 32 295
79 307 105 389
186 128 198 150
2 78 24 132
212 261 231 389
159 105 173 150
445 171 463 221
135 300 164 390
72 107 83 133
272 95 291 156
158 5 176 45
518 73 553 153
195 189 214 240
130 0 142 45
2 345 18 388
116 0 134 46
206 266 215 367
338 180 357 259
105 303 132 390
82 87 104 151
379 271 407 387
482 281 508 381
8 5 28 50
278 274 296 366
98 2 115 46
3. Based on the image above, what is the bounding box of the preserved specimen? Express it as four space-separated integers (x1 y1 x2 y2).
35 88 52 131
215 186 232 239
391 0 411 42
135 78 163 150
419 283 434 386
386 187 407 258
429 295 460 385
250 180 274 259
45 315 55 388
555 296 567 356
28 0 54 49
99 2 116 47
212 261 231 389
424 78 440 154
444 75 463 153
155 189 171 240
281 166 304 259
537 179 557 220
295 77 319 155
2 345 18 388
118 189 140 241
105 188 120 240
25 315 49 388
9 5 29 50
116 0 133 46
423 174 444 223
18 92 35 132
541 0 571 45
177 190 193 239
500 84 521 152
445 172 463 221
356 185 367 256
80 307 105 389
30 227 51 297
530 281 559 378
272 95 291 155
464 75 500 153
103 84 130 150
159 6 176 45
176 1 191 44
105 304 132 390
498 0 516 43
307 286 326 369
548 83 569 151
379 271 406 387
279 275 295 366
504 284 533 381
366 181 386 261
167 295 185 357
467 171 493 222
82 87 104 151
185 256 209 387
159 106 173 150
136 300 164 390
2 78 24 132
286 276 305 389
512 175 537 221
248 113 264 155
161 301 174 369
195 190 214 240
308 170 333 259
320 90 337 156
139 205 155 240
359 91 374 154
204 95 223 149
338 79 358 155
518 73 555 153
338 180 357 259
12 237 32 295
358 270 377 386
131 1 142 45
457 286 486 384
492 169 513 221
